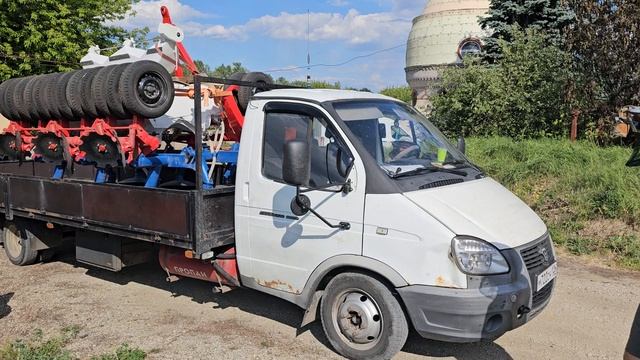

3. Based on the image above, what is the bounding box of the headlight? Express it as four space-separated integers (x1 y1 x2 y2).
451 237 510 275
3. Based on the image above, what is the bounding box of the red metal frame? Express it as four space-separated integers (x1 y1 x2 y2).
1 6 246 164
161 6 199 77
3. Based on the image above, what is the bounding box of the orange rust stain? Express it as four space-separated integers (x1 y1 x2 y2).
435 275 463 289
257 279 300 294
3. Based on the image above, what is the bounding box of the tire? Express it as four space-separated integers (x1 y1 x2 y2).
80 67 101 119
33 74 53 121
23 75 43 124
3 221 39 266
119 60 175 118
0 79 14 120
237 72 272 113
55 71 76 120
43 73 63 120
66 69 88 119
91 65 116 118
6 77 28 121
12 76 35 121
105 63 131 119
320 272 409 360
224 72 245 90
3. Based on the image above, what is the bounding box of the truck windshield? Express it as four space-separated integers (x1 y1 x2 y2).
332 100 469 178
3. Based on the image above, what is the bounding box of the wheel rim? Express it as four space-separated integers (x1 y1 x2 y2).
4 224 23 259
137 73 166 106
331 289 383 351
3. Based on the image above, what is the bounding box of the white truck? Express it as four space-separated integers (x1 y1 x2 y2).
0 83 557 359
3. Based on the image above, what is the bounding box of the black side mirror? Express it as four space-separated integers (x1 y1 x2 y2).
283 140 310 186
378 123 387 139
457 137 466 155
327 142 354 180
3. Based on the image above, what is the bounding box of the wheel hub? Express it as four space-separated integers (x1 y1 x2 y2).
336 292 382 345
4 225 22 259
138 74 163 105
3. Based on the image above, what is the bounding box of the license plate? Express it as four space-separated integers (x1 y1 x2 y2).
537 262 558 292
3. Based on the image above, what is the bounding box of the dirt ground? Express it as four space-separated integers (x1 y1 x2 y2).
0 248 638 360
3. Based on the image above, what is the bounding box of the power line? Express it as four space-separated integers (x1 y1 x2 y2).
261 43 407 74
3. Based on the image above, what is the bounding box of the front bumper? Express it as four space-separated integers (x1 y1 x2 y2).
398 237 555 343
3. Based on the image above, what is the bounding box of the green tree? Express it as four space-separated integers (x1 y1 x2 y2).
275 77 341 89
380 86 413 104
565 0 640 142
0 0 146 80
193 60 212 75
211 62 249 79
480 0 574 61
431 28 571 139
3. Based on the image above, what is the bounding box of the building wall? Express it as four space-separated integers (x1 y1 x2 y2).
405 0 489 114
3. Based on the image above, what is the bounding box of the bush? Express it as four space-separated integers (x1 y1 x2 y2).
380 86 413 104
431 28 571 139
467 137 640 269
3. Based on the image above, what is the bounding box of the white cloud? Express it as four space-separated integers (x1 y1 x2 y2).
111 1 413 45
110 0 210 29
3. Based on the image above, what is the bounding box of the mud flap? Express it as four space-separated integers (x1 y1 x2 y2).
300 290 324 328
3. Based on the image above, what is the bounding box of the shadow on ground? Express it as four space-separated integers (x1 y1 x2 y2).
54 250 512 359
0 292 14 320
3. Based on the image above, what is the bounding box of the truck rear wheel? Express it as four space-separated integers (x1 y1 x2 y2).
320 272 409 360
3 222 39 266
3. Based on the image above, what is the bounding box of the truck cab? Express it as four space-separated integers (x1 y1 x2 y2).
234 89 557 359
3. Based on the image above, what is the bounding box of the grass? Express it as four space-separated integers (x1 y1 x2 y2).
467 137 640 270
0 327 146 360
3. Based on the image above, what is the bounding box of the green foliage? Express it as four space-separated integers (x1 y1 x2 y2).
210 62 248 78
0 0 146 80
467 137 640 269
431 28 571 139
0 327 77 360
480 0 575 61
90 345 146 360
275 77 341 89
0 328 146 360
380 86 413 104
565 0 640 141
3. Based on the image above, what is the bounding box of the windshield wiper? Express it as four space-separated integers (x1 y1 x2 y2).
391 166 468 179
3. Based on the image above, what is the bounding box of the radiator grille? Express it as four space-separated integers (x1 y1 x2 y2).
521 237 554 272
532 280 555 308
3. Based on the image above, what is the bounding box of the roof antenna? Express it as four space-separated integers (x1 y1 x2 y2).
306 9 311 89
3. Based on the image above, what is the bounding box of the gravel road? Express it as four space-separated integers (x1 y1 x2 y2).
0 249 638 359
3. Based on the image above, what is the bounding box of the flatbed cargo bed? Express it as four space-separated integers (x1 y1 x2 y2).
0 161 235 256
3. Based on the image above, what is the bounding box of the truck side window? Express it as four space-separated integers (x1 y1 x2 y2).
262 111 350 186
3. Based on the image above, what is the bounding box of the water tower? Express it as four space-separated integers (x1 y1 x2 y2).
405 0 490 113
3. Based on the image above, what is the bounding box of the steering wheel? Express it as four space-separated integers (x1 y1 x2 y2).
391 144 420 161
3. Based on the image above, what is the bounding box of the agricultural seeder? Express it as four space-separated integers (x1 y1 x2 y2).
0 6 272 189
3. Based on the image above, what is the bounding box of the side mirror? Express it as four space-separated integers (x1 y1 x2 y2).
378 123 387 139
283 140 310 186
457 137 466 155
327 143 354 180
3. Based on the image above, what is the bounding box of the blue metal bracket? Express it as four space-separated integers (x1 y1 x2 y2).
133 145 239 189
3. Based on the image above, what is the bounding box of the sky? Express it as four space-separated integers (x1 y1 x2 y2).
110 0 426 91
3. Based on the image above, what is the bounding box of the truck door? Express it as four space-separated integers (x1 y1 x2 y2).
236 101 366 295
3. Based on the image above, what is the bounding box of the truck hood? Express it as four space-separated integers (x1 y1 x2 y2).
404 178 547 249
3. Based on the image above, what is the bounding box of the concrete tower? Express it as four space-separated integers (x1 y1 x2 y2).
405 0 489 113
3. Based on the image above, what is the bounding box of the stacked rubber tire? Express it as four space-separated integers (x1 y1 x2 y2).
225 72 273 114
0 61 175 124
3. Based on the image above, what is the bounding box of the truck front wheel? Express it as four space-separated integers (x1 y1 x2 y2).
2 222 39 266
320 272 409 360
